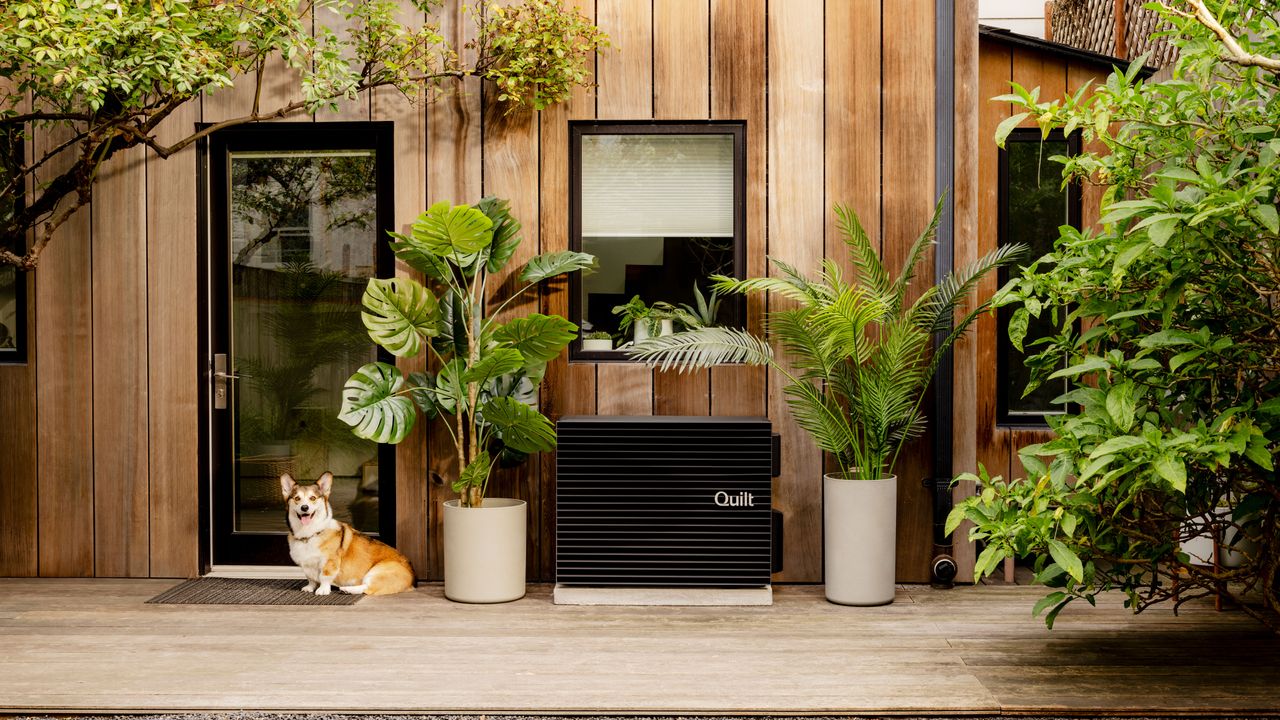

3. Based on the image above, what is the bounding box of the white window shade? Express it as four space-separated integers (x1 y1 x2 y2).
581 134 734 237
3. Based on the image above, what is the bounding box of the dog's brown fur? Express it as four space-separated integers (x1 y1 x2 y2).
281 472 415 596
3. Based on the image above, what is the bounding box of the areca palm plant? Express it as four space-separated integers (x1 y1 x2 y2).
338 197 596 506
630 198 1024 481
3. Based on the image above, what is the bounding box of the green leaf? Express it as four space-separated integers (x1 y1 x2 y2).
338 362 416 444
479 395 557 453
1146 218 1177 246
434 358 468 413
477 196 523 273
519 250 598 283
1008 307 1030 352
1033 591 1068 618
1244 435 1274 471
360 278 439 357
493 313 578 364
1139 329 1197 348
944 505 968 537
406 371 440 419
1049 356 1110 380
1089 435 1146 459
1153 454 1187 492
1047 539 1084 583
1252 203 1279 235
994 112 1031 147
410 201 494 257
1105 382 1136 432
455 450 492 493
463 347 525 386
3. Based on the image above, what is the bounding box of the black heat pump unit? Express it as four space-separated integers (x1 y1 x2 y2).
556 416 777 588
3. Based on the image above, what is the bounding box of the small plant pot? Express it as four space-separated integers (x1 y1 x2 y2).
633 319 674 343
443 498 527 603
1181 506 1259 568
823 473 897 606
582 338 613 351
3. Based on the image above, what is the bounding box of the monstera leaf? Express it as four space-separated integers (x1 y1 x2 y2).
455 450 492 493
434 358 468 414
387 232 452 283
479 395 557 453
463 348 525 386
411 201 494 257
432 289 471 358
339 362 416 444
360 277 439 357
493 314 578 364
406 371 441 419
477 196 523 274
519 250 598 284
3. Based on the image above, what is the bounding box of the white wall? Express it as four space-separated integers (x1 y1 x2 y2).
980 0 1046 39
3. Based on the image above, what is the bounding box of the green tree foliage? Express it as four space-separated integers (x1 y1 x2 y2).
628 199 1022 481
337 197 596 506
951 0 1280 631
0 0 607 271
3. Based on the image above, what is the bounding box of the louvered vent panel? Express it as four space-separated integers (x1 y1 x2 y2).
556 416 773 588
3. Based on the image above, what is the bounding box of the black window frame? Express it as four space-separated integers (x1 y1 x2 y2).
568 120 748 363
995 127 1082 426
204 121 399 566
0 124 27 365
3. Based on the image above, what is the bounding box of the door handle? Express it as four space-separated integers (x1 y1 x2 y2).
213 353 235 410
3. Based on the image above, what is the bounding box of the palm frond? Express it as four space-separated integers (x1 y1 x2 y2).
887 194 945 312
909 242 1028 334
811 286 887 366
767 257 835 302
710 274 817 304
768 307 838 382
781 381 858 461
834 203 889 296
627 327 774 373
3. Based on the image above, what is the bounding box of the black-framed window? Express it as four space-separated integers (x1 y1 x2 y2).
996 128 1081 424
569 121 746 361
0 125 27 364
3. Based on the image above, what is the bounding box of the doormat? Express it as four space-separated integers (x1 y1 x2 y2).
146 577 362 606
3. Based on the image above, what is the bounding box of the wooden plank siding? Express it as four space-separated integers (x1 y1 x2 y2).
4 1 967 585
960 36 1120 580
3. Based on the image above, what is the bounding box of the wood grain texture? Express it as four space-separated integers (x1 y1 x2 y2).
424 0 482 580
952 0 981 583
482 26 542 575
1067 61 1108 232
593 0 654 415
34 127 95 578
767 0 825 583
0 86 38 577
537 0 597 579
2 579 1274 715
653 0 711 417
709 0 766 418
374 0 430 580
882 0 936 583
146 101 201 579
91 145 151 578
975 40 1014 492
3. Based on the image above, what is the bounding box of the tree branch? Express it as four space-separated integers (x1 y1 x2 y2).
1186 0 1280 72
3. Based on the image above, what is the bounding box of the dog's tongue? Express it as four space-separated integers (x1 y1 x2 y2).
299 513 313 525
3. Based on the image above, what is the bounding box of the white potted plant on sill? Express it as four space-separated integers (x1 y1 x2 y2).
339 197 596 603
612 295 678 344
582 330 614 351
629 196 1022 605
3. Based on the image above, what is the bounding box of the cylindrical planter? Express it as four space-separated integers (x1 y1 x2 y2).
443 498 527 603
633 318 674 343
824 473 897 606
582 338 613 351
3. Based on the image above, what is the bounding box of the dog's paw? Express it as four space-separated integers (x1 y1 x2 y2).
315 586 332 596
301 584 316 593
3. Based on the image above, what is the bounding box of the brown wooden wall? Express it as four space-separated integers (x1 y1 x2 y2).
1 0 957 583
954 36 1113 580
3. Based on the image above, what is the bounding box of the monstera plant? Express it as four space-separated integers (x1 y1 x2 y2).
338 198 596 509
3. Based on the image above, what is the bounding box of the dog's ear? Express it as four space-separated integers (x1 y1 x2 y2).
280 473 296 500
317 472 334 497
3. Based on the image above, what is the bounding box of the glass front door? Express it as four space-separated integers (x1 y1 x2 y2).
209 124 395 565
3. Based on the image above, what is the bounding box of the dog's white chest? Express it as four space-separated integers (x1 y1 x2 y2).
288 536 326 572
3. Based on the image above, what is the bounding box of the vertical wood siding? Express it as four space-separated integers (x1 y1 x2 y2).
960 39 1116 576
4 0 959 583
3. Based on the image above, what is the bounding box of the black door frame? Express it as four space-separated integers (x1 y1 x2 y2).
202 121 397 566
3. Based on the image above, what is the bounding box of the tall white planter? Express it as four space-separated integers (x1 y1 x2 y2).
443 498 527 603
824 473 897 606
633 318 675 343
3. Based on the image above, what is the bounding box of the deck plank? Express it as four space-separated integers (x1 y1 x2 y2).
0 580 1274 714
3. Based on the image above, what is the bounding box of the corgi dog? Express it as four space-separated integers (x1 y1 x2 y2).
280 472 415 596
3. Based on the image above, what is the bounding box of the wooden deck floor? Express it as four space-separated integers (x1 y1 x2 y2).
1 579 1277 716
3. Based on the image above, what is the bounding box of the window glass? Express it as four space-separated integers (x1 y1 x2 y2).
228 149 382 534
574 129 742 355
0 126 25 363
998 133 1075 422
